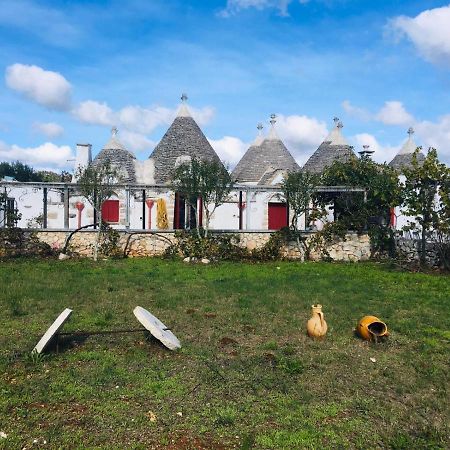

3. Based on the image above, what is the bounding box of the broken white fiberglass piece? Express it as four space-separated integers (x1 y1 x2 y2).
32 308 73 354
133 306 181 350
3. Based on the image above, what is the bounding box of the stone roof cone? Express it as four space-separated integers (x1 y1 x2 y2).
232 115 300 184
303 117 356 173
389 127 425 172
148 94 223 184
92 127 137 183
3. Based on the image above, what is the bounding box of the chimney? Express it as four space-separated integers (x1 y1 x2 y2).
72 143 92 182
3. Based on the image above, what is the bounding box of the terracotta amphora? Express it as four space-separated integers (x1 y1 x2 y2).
356 316 388 342
307 304 327 338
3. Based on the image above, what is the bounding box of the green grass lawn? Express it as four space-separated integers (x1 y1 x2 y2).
0 258 449 449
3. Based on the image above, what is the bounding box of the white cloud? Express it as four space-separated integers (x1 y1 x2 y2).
5 64 72 110
0 141 74 170
375 101 414 126
120 131 156 153
342 100 372 121
32 122 64 138
274 114 328 164
389 5 450 65
208 136 248 166
351 133 400 164
415 114 450 163
73 100 215 136
219 0 293 17
73 100 115 126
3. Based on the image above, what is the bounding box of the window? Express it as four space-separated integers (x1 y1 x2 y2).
102 200 120 223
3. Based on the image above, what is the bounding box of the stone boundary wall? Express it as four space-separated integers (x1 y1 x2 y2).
395 237 441 267
34 230 371 261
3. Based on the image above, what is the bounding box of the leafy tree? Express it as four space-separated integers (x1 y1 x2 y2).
171 157 233 237
0 161 42 182
402 148 450 268
280 171 324 259
321 157 402 255
76 160 121 261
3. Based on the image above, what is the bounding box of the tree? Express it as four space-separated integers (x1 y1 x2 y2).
402 148 450 267
171 157 233 237
0 161 42 182
76 160 121 261
321 157 402 255
280 171 325 259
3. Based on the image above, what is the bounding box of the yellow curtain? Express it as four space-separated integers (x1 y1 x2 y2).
156 198 169 230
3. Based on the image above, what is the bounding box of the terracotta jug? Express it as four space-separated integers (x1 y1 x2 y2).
307 304 327 338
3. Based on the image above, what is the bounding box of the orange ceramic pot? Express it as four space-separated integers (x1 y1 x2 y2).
356 316 388 341
307 304 327 338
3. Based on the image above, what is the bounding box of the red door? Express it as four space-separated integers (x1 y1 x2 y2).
102 200 119 223
268 203 288 230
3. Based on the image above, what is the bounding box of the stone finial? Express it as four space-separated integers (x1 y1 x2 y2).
181 93 188 103
333 116 340 124
407 127 414 137
337 121 343 129
257 123 263 133
363 144 370 150
270 114 277 126
111 126 118 136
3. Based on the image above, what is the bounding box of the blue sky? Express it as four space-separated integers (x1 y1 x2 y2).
0 0 449 170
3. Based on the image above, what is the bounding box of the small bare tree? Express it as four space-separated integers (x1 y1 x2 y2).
76 160 121 261
171 157 233 237
281 171 325 259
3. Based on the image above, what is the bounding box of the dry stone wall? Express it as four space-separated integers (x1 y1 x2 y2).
33 230 371 261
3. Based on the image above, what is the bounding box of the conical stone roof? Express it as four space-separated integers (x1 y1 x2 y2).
92 127 137 183
303 118 356 174
232 118 300 184
148 97 222 184
389 127 425 172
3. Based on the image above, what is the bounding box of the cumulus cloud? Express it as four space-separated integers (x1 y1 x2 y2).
375 101 414 126
0 141 74 170
389 5 450 65
208 136 248 166
342 100 372 121
274 114 328 164
72 100 115 126
351 133 400 164
5 63 72 110
120 131 156 153
32 122 64 138
415 114 450 163
73 100 215 136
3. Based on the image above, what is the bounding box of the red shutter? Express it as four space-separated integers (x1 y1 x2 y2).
101 200 119 223
268 203 288 230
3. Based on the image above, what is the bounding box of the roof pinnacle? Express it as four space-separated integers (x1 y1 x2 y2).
181 93 188 103
257 123 263 133
407 127 414 138
111 126 118 137
270 114 277 126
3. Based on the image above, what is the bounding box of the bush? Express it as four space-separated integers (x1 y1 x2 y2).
164 229 287 262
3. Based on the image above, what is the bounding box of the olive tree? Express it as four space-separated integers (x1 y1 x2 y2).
171 157 233 237
280 171 324 259
76 159 121 261
402 148 450 268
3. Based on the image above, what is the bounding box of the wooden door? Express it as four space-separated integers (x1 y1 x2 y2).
101 200 119 223
268 202 288 230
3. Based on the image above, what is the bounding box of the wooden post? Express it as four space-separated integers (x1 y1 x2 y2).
43 187 48 229
142 189 146 230
125 186 130 230
64 185 69 229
